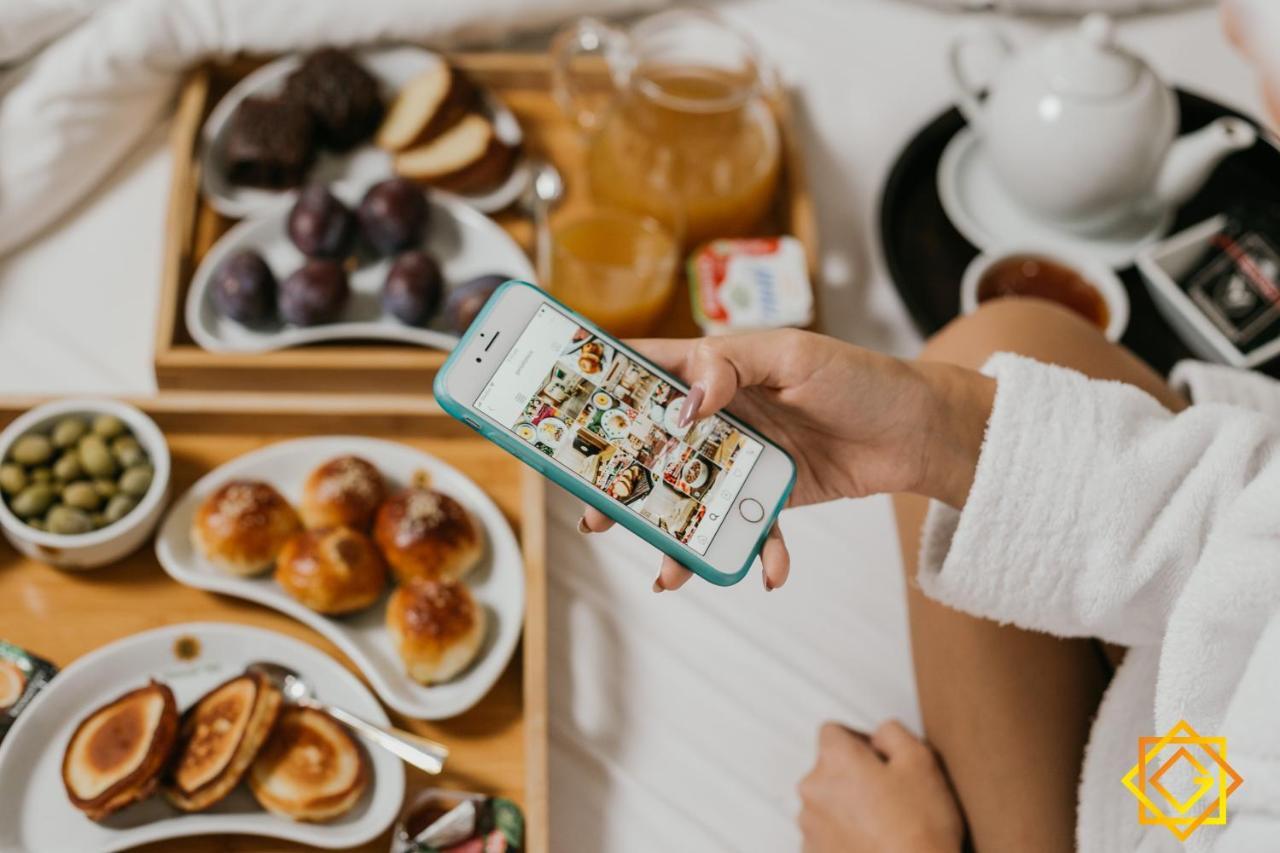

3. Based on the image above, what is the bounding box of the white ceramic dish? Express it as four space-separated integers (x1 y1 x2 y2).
960 245 1130 342
185 186 534 354
155 437 524 720
1133 215 1279 367
937 128 1173 269
201 45 529 218
0 622 404 853
0 399 171 570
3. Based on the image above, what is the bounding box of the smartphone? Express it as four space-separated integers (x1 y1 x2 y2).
433 280 796 586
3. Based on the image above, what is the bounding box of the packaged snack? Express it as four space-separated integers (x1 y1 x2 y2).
0 639 57 743
392 788 525 853
689 236 813 334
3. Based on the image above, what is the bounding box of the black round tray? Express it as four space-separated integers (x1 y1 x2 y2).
879 89 1280 377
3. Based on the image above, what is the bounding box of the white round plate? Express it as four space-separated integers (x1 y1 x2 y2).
937 128 1173 269
154 437 525 720
185 186 534 354
0 622 404 853
201 45 528 218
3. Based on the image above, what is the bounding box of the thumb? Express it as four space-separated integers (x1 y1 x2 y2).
677 332 798 425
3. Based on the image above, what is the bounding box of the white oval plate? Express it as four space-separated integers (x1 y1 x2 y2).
201 45 529 218
155 437 525 720
0 622 404 853
185 186 534 354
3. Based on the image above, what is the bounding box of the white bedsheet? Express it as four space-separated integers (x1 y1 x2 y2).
0 1 1265 850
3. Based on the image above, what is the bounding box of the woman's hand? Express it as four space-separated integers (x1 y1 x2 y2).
578 330 995 591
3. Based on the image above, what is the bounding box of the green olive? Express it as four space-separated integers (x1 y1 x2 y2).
10 484 54 518
62 481 100 511
25 517 46 532
30 467 52 484
11 434 53 466
0 464 26 495
111 436 146 468
91 513 106 528
78 435 116 478
92 414 125 440
103 493 138 524
46 505 93 535
93 478 118 499
51 417 88 449
52 451 82 482
119 465 153 497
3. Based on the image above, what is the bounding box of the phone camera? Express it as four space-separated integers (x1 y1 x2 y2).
475 357 482 363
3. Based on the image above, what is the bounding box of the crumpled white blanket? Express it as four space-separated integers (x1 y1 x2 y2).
919 355 1280 852
0 0 663 258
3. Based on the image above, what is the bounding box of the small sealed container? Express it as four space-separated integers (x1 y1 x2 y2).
689 236 813 334
391 788 524 853
0 640 57 744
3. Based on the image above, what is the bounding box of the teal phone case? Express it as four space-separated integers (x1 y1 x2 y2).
433 280 795 586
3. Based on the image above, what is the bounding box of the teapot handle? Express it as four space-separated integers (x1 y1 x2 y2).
551 17 633 133
947 26 1012 132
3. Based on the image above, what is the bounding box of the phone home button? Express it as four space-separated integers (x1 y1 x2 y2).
737 498 764 523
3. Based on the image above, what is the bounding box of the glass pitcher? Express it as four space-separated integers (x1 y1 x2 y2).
552 10 781 247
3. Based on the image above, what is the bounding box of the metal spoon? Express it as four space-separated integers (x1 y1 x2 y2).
248 661 447 775
521 158 565 283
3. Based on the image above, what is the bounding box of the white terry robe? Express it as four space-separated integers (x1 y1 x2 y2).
917 354 1280 853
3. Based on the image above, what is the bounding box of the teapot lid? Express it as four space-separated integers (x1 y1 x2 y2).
1035 14 1146 99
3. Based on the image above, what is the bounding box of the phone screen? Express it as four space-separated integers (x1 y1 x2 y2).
474 304 764 554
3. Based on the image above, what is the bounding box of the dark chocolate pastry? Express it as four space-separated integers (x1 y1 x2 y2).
224 97 316 189
285 49 384 151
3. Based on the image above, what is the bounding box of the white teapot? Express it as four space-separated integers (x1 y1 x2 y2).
950 14 1256 235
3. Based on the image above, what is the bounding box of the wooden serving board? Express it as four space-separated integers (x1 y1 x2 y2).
0 393 547 853
155 51 820 394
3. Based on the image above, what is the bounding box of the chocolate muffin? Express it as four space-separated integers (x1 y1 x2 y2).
224 96 315 189
285 48 384 151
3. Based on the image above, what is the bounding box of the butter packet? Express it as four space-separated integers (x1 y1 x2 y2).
0 639 58 743
689 236 813 334
393 788 524 853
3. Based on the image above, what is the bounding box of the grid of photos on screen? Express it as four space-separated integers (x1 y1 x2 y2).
510 326 755 547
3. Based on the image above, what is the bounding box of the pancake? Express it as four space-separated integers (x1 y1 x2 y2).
248 706 369 821
62 681 178 820
165 671 282 812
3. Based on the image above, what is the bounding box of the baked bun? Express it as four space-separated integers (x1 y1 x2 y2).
62 681 178 820
386 578 486 684
373 487 483 583
165 671 282 812
300 456 385 531
193 480 302 576
275 526 388 614
249 705 369 821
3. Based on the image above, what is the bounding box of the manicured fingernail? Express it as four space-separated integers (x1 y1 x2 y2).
763 575 774 592
652 576 665 593
679 385 704 428
577 517 590 534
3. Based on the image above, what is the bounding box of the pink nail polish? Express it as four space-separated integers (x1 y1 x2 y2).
679 384 704 428
652 577 664 593
577 518 590 534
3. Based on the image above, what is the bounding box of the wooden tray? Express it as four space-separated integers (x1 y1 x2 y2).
0 392 547 853
155 51 820 394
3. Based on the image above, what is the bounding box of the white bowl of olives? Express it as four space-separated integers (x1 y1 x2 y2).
0 399 171 570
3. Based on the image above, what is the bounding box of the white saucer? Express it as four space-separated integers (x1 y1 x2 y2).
937 128 1174 269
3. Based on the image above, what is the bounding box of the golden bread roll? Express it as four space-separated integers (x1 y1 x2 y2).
249 705 369 822
165 671 282 812
300 455 386 531
193 480 301 576
62 681 178 821
386 578 486 684
373 487 482 583
275 525 388 614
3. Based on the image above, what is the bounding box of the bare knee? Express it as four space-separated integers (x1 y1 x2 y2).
919 298 1106 372
919 297 1186 412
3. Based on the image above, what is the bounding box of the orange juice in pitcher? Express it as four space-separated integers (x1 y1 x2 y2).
553 11 781 246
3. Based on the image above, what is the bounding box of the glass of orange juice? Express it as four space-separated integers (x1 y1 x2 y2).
547 209 678 338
